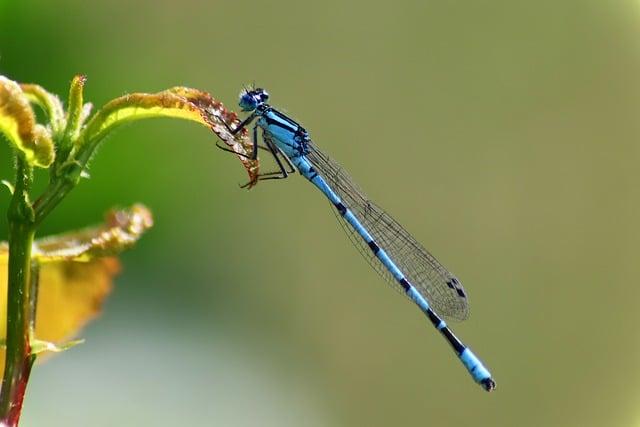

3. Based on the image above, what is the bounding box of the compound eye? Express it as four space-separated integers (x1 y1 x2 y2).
238 92 258 111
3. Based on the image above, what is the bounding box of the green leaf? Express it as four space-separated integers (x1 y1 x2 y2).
75 87 260 186
0 76 55 168
20 83 65 136
62 75 86 146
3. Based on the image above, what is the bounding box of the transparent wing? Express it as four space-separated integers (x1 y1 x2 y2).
306 141 469 321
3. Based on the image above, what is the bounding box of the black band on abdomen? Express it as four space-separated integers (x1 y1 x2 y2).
367 240 380 254
439 325 466 355
334 202 347 216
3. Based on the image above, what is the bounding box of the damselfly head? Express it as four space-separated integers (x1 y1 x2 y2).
239 87 269 112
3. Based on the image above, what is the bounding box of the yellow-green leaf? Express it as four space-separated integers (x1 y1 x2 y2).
77 87 259 186
0 205 154 374
20 82 65 135
0 257 119 373
62 74 87 143
33 258 120 343
0 75 55 167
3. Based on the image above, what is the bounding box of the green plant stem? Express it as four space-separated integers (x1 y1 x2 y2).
0 158 36 427
34 137 95 225
33 178 72 225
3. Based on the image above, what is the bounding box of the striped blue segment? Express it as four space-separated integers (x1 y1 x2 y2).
296 156 493 389
460 349 493 383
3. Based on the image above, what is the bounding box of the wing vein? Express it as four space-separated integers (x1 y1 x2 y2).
305 141 469 320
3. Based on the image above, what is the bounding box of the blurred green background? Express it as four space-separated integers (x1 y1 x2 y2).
2 0 640 426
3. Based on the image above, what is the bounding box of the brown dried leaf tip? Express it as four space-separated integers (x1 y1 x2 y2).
167 87 260 188
33 204 154 262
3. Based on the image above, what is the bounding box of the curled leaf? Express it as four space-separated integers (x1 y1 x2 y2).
0 75 55 167
33 203 153 262
20 83 65 135
77 87 259 186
